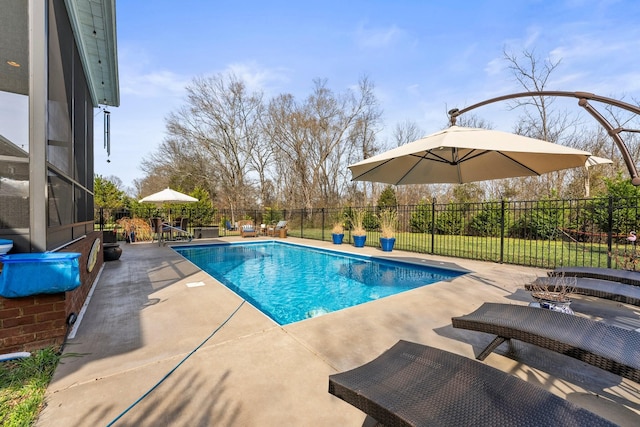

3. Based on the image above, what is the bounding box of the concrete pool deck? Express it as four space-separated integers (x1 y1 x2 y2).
36 237 640 426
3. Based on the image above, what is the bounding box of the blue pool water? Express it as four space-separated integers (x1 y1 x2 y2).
175 241 465 325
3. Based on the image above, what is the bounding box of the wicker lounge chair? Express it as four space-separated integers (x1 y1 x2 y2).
267 220 287 237
549 266 640 286
526 276 640 307
238 220 258 238
329 340 617 427
451 302 640 383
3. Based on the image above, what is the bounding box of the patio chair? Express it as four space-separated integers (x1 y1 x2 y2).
238 220 258 238
549 266 640 286
267 220 287 237
170 217 192 241
451 302 640 383
526 275 640 307
329 340 616 427
152 217 193 243
225 220 237 231
151 217 170 245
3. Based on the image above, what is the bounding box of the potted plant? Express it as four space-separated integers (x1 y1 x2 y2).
332 221 345 244
378 209 397 252
530 275 577 314
350 209 367 248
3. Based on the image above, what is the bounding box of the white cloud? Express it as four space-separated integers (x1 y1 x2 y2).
484 57 503 76
116 45 189 98
120 70 189 98
406 84 421 98
522 26 541 49
354 23 406 49
223 62 291 95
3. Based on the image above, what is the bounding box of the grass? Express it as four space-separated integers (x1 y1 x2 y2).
0 347 60 427
290 228 621 270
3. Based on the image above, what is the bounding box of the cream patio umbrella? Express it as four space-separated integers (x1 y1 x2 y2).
139 187 199 205
584 155 613 197
139 187 198 220
139 188 198 244
348 126 593 185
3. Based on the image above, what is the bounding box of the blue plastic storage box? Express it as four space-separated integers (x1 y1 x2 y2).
0 252 81 298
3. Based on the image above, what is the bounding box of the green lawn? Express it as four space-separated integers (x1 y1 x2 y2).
289 228 618 270
0 348 60 427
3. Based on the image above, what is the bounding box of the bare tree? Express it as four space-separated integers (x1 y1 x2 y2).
141 74 383 213
264 77 382 211
502 48 583 198
159 73 264 219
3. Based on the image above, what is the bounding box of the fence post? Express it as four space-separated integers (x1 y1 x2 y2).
430 198 436 254
500 199 505 264
607 195 613 268
321 208 325 241
300 209 304 238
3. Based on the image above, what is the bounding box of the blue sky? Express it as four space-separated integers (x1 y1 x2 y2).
95 0 640 190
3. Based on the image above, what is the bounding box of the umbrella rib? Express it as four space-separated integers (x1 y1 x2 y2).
495 151 541 175
351 158 396 181
408 151 449 164
396 152 439 184
457 150 486 163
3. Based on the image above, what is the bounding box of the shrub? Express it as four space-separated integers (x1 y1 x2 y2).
469 202 503 237
377 185 397 209
116 217 154 241
509 200 565 240
435 203 464 235
410 199 432 233
362 209 379 230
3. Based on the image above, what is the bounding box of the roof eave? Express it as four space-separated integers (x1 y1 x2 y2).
64 0 120 107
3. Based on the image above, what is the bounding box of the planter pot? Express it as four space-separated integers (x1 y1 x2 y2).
104 244 122 261
332 233 344 244
353 234 366 248
380 237 396 252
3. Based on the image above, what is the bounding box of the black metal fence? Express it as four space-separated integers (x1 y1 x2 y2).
96 196 640 270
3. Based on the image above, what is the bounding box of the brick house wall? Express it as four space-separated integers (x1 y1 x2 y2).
0 231 105 354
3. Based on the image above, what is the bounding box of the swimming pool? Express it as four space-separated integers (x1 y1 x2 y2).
175 241 466 325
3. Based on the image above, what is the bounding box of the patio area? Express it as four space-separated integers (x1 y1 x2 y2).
35 237 640 426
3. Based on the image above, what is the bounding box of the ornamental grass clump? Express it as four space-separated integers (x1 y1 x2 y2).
379 209 397 239
116 217 154 241
350 209 367 236
332 222 344 234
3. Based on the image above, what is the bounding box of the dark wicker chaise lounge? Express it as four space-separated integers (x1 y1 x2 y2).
328 340 616 426
550 266 640 286
452 302 640 383
526 276 640 307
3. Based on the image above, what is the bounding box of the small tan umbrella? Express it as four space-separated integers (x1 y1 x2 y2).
139 188 198 221
139 188 198 204
139 188 198 244
348 126 592 184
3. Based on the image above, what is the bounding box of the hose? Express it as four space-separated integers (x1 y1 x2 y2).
106 300 245 426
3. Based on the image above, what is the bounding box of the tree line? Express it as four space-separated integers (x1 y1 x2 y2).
114 49 640 213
